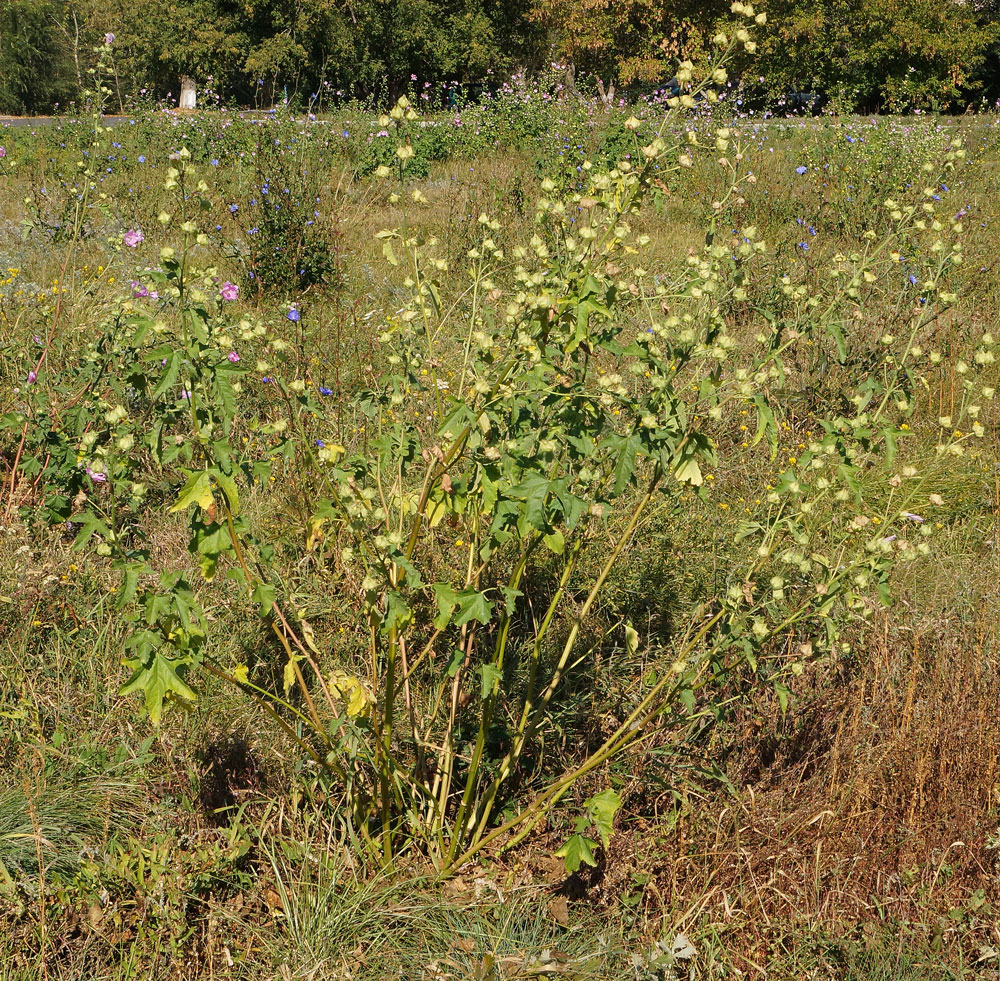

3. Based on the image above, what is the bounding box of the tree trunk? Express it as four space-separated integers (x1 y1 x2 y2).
180 76 196 110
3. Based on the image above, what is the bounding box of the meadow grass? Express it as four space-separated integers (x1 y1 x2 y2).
1 106 999 978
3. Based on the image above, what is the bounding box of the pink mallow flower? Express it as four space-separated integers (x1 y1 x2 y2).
220 281 238 301
227 351 240 362
123 228 144 247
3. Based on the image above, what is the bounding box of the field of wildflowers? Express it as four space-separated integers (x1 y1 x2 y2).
2 34 1000 981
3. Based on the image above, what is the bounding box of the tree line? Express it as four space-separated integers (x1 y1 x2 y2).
2 0 1000 114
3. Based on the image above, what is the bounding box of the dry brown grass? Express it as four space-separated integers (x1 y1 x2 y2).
587 612 1000 970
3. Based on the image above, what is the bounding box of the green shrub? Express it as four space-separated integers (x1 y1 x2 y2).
2 21 993 882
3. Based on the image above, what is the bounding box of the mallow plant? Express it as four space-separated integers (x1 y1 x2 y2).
6 6 993 875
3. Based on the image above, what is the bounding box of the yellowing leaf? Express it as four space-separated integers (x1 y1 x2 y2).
299 616 322 655
674 456 703 486
306 516 328 552
624 622 639 655
318 443 346 464
425 496 449 527
170 470 215 513
283 656 298 696
233 663 250 684
329 670 373 718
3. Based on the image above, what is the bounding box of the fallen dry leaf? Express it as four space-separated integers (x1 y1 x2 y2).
547 895 569 927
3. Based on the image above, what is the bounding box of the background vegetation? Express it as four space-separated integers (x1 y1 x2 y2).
3 0 1000 113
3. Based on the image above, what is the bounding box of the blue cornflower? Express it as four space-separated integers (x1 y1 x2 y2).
315 439 326 448
138 155 146 163
795 165 807 175
230 203 238 212
319 386 333 396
